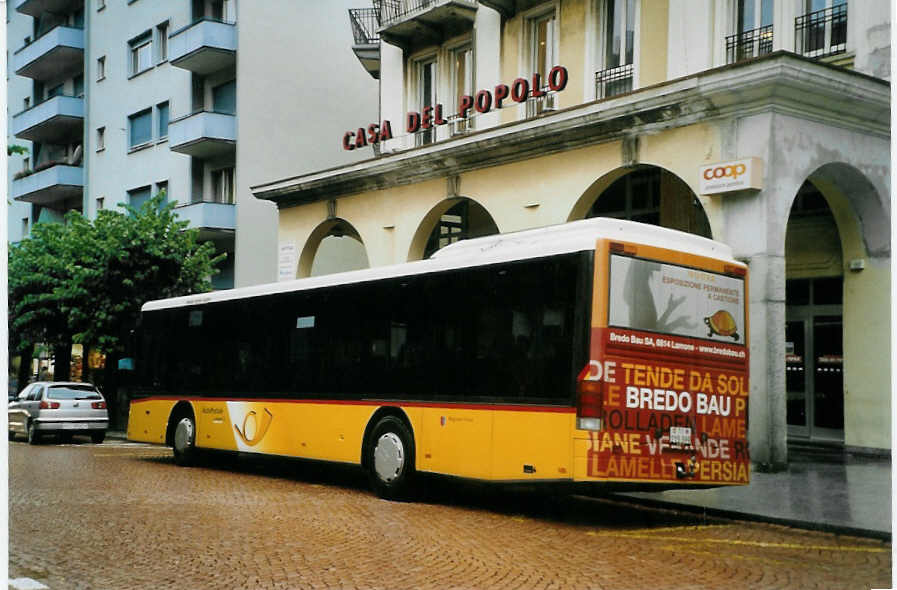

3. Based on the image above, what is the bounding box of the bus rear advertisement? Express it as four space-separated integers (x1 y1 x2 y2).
126 219 749 499
578 244 749 486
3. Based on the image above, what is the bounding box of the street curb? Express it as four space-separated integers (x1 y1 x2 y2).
609 493 892 542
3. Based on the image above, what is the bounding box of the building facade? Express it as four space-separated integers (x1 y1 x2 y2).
254 0 891 466
7 0 378 289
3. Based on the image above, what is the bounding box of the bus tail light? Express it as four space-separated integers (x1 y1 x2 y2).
39 401 60 409
576 364 603 431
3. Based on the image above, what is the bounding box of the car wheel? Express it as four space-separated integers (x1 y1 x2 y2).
172 416 197 466
90 431 106 444
27 421 40 445
367 415 415 501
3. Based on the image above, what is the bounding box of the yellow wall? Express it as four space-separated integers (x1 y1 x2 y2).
558 0 586 109
638 0 669 88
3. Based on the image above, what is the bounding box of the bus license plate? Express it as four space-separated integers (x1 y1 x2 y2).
63 423 87 430
670 427 691 446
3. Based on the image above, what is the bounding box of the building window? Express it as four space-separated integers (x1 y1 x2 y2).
97 56 105 81
47 84 64 99
23 158 30 171
22 218 29 237
528 10 558 115
129 31 153 76
96 197 105 211
128 186 152 210
596 0 635 99
450 44 473 134
74 74 84 97
212 80 236 114
156 180 168 202
212 167 235 204
23 97 30 109
795 0 847 58
96 127 105 151
128 108 152 148
211 0 236 23
727 0 774 63
156 21 169 63
415 58 437 146
157 101 169 138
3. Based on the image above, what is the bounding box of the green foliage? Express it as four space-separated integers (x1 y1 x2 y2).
7 144 29 156
8 193 224 355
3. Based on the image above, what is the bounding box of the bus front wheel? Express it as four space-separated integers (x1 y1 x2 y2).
172 416 197 466
367 415 415 501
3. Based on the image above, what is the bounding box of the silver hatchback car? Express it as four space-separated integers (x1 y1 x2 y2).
8 382 109 444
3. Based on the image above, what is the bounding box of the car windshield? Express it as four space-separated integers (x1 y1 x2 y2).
46 386 102 400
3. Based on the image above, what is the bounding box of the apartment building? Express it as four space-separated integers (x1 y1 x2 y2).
7 0 378 289
253 0 891 466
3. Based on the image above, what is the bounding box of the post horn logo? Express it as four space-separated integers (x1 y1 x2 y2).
234 408 274 446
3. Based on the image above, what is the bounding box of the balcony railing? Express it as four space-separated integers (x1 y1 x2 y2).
795 4 847 59
525 87 559 118
168 18 237 75
11 163 83 207
595 64 634 100
13 25 84 80
12 94 84 143
349 8 380 44
726 24 773 64
168 110 237 158
174 201 236 231
377 0 477 48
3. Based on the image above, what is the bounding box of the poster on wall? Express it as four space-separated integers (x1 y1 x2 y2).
278 241 298 282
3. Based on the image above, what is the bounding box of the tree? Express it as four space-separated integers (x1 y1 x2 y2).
8 221 75 382
8 193 223 421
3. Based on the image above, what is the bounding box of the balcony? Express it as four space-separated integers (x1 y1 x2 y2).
169 18 237 75
595 64 634 100
15 0 82 18
168 111 236 158
12 94 84 143
726 25 773 64
378 0 477 48
174 201 236 235
349 8 380 79
795 4 847 59
13 25 84 80
11 164 83 208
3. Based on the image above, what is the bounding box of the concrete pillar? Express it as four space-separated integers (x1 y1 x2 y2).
380 41 406 152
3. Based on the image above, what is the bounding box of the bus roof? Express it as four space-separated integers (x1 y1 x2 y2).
143 218 737 312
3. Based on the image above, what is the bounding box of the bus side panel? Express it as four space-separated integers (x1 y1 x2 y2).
419 407 492 479
194 400 239 452
491 410 575 481
224 401 375 464
127 399 178 445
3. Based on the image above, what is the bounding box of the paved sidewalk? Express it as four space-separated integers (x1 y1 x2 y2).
616 446 891 540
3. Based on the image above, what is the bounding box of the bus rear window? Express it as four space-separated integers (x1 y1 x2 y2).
608 254 745 343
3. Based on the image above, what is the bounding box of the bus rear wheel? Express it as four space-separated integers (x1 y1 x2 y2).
367 415 415 501
172 415 197 466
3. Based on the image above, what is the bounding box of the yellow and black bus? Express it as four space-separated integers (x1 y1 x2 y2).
128 218 749 499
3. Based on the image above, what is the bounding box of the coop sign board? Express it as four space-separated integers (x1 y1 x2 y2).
698 158 764 195
341 66 569 150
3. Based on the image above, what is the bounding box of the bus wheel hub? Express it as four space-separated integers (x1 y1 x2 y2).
374 432 404 482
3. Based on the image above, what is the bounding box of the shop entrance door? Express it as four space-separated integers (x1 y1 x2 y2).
786 278 844 442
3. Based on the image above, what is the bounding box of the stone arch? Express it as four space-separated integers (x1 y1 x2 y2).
567 164 712 238
407 197 500 261
298 218 370 278
783 161 889 450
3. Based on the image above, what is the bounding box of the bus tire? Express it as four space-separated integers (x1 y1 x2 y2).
172 415 197 466
367 415 415 501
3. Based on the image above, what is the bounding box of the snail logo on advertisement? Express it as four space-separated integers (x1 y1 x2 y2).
234 408 274 446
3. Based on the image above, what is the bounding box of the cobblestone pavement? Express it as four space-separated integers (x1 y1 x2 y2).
9 440 892 590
